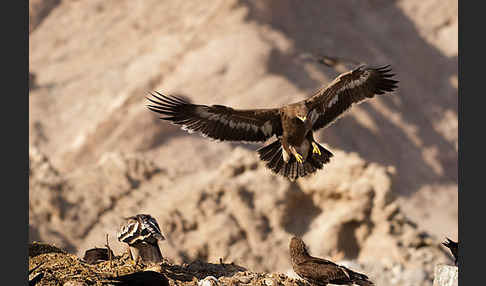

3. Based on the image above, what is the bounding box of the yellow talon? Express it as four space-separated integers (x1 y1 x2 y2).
294 153 304 164
312 142 321 155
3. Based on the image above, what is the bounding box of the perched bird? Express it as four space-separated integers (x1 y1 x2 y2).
110 271 170 286
289 237 373 286
147 64 397 180
117 214 166 264
442 237 458 266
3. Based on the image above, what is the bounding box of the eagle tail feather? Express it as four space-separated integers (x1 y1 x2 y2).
308 142 333 166
258 139 280 161
257 140 333 180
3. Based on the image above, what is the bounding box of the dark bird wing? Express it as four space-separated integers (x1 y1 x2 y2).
137 214 165 241
295 257 352 283
118 214 165 245
442 237 458 265
304 65 398 131
146 92 283 142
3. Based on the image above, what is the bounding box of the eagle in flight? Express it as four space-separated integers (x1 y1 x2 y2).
146 64 398 180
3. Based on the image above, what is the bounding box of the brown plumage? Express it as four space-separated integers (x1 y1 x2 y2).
147 64 398 180
289 237 373 286
442 237 458 266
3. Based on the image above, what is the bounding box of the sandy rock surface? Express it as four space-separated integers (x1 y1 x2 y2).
29 146 454 285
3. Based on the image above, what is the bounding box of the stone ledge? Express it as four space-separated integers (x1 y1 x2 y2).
433 264 458 286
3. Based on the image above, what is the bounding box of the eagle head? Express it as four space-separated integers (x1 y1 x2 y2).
287 103 309 122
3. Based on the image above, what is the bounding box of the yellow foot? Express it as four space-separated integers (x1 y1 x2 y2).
312 142 321 155
129 256 139 267
294 152 304 164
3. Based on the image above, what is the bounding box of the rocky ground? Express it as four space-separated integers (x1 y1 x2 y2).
29 146 455 285
29 0 457 285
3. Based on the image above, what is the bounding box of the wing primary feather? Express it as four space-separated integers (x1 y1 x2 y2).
146 91 282 143
308 65 398 131
152 91 189 105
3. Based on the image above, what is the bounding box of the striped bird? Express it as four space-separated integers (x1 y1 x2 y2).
117 214 165 264
147 64 398 180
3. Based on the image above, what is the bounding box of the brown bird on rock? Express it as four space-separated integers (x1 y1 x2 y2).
147 65 398 180
289 237 373 286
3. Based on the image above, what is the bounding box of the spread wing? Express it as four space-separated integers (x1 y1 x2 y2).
295 257 351 282
305 65 398 131
146 92 283 142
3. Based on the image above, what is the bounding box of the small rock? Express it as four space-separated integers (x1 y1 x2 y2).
433 264 458 286
198 276 220 286
238 276 252 284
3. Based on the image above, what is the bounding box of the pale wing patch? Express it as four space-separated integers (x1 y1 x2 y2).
328 95 339 108
193 106 273 137
309 110 319 124
347 70 371 88
262 120 273 137
330 70 372 107
195 107 256 131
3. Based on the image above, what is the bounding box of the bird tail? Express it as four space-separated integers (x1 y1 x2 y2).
257 139 333 180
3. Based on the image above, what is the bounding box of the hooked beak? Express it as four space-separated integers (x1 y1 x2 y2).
297 115 307 122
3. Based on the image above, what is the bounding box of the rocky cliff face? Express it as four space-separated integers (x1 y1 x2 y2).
29 1 457 285
29 145 453 285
